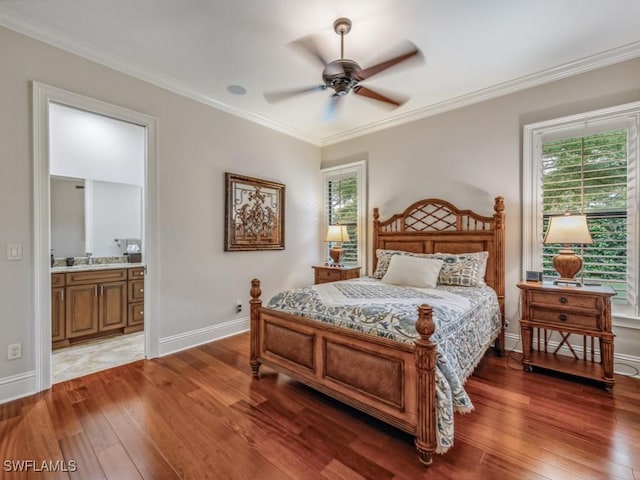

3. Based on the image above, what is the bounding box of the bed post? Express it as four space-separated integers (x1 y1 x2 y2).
250 278 262 378
414 304 437 466
372 207 380 275
493 196 506 354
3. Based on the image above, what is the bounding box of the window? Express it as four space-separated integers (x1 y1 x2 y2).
542 132 627 295
523 101 640 321
321 161 367 268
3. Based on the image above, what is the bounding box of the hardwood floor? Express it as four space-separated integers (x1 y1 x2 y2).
1 332 639 479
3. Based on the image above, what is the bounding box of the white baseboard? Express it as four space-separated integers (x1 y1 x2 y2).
0 370 37 405
504 332 640 379
158 317 249 357
504 332 523 353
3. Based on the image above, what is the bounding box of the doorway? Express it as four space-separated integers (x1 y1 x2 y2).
33 83 158 391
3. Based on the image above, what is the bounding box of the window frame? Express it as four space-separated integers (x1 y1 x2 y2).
321 160 367 271
523 101 640 328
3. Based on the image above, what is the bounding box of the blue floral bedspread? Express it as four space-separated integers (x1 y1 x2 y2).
267 277 502 453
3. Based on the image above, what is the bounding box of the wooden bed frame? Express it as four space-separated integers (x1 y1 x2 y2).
249 197 505 465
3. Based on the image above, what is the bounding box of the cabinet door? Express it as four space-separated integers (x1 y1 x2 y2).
66 284 99 338
128 302 144 327
128 279 145 303
51 287 65 342
99 281 127 331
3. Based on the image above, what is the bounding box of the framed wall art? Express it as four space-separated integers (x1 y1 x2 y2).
224 173 285 251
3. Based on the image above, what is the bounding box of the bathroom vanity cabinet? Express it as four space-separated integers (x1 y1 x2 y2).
51 265 144 349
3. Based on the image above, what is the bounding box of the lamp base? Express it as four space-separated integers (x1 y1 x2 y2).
329 246 345 266
552 248 583 286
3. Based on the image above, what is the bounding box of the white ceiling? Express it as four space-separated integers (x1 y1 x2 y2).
2 0 640 146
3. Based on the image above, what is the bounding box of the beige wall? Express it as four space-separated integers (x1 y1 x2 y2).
0 26 321 394
322 58 640 360
2 22 638 401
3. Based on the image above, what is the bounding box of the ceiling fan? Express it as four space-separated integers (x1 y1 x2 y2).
264 18 423 119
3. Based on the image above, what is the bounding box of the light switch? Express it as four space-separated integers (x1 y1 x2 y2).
6 243 22 261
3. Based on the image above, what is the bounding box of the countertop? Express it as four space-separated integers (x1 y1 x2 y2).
51 263 143 273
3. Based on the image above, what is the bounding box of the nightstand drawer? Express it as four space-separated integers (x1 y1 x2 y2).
530 307 600 330
318 269 343 282
312 265 361 285
530 291 598 311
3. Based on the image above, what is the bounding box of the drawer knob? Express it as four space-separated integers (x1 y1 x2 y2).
140 310 144 316
559 314 568 322
559 297 568 304
140 288 144 293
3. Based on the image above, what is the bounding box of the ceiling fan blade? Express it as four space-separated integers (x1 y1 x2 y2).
289 35 330 68
320 95 342 122
353 86 407 107
355 42 422 81
264 85 326 103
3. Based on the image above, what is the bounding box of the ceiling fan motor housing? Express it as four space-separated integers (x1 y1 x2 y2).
322 59 361 95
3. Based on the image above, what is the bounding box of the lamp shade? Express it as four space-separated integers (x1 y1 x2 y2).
543 214 593 245
325 225 350 243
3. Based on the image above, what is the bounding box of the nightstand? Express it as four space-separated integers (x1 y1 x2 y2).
313 265 361 285
517 281 616 391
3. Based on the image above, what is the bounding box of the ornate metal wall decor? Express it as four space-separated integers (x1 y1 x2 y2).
225 173 285 251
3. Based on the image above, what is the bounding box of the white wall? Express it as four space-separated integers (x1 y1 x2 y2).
0 25 321 401
50 103 145 186
322 58 640 363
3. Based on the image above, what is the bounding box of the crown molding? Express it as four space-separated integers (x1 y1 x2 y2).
0 7 324 146
320 40 640 146
1 6 638 148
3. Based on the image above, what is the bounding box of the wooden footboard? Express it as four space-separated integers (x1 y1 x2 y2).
249 279 438 466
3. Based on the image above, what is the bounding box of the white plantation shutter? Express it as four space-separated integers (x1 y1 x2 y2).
322 162 366 268
523 102 640 319
628 119 639 309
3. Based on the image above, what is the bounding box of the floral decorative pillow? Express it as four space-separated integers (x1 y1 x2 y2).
372 249 488 286
432 251 488 286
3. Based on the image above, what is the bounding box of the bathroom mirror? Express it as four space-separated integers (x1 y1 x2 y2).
51 175 142 258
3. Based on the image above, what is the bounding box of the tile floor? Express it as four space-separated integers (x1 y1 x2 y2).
51 332 145 384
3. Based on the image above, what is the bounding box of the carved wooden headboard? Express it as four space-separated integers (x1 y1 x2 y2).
372 197 505 316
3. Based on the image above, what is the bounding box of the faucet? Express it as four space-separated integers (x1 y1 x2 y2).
85 252 93 265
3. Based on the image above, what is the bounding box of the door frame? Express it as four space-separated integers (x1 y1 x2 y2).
33 82 159 391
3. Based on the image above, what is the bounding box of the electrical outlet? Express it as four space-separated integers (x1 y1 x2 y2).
235 300 242 313
8 343 21 360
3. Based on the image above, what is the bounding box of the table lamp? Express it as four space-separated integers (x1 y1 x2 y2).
543 213 593 286
325 225 350 266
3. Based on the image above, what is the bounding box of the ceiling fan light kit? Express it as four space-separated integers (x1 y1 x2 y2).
264 17 423 119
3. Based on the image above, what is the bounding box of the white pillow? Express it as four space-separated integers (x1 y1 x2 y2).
381 255 443 288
